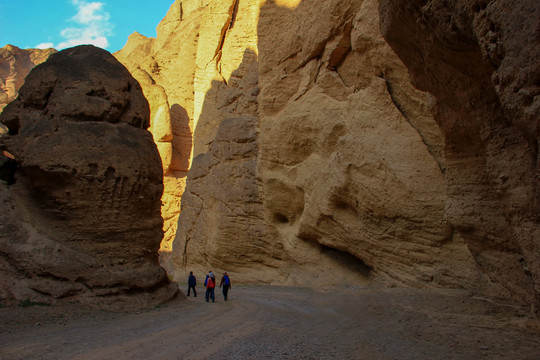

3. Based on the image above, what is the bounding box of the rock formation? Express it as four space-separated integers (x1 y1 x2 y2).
0 45 177 308
2 0 537 313
114 0 494 291
115 26 194 259
0 45 56 113
254 0 468 287
115 0 538 312
379 0 539 312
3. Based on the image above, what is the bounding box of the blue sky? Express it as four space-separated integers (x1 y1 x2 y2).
0 0 174 53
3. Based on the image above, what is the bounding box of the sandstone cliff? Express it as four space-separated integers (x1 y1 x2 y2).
114 0 492 291
380 0 540 312
0 45 177 308
116 0 539 313
0 45 56 113
1 0 537 313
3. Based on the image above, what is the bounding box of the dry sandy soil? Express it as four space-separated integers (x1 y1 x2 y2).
1 285 539 360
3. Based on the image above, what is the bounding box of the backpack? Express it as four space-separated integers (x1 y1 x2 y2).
207 276 215 288
224 275 230 286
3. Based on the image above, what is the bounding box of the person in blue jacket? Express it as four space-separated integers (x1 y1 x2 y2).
220 272 231 301
187 271 197 297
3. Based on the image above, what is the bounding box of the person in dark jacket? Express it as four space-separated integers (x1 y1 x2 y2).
187 271 197 297
220 272 231 301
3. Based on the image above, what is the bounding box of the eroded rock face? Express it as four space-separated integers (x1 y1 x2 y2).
255 0 481 287
379 0 540 310
128 0 488 290
114 7 196 257
0 45 177 308
114 0 264 269
111 0 536 311
0 45 56 114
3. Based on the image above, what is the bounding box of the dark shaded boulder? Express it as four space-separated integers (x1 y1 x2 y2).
0 45 177 308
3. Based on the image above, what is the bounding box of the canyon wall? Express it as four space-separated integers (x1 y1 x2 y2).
1 0 537 311
0 45 56 114
0 46 177 308
120 0 539 310
115 0 496 291
114 3 198 258
379 0 540 311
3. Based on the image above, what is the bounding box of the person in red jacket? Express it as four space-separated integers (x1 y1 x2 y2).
204 270 216 303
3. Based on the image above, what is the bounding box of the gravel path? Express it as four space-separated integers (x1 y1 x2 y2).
1 285 539 360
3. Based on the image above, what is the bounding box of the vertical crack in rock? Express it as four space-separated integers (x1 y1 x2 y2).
181 192 204 268
327 22 353 71
382 74 445 173
214 0 240 84
229 0 240 29
179 2 183 22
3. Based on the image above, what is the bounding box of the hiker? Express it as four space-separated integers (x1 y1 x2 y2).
187 271 197 297
220 272 231 301
205 270 216 303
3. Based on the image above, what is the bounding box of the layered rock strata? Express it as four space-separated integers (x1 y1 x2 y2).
379 0 539 313
1 0 531 311
116 0 491 290
0 45 177 308
254 0 482 287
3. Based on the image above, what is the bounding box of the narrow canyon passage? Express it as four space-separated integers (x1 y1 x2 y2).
1 286 538 360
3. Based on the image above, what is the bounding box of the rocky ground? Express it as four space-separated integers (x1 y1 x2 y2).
0 285 539 360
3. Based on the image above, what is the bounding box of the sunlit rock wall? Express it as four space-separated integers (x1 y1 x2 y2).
115 2 202 259
117 0 491 290
115 0 266 272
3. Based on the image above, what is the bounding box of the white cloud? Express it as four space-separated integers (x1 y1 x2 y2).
71 0 108 24
38 1 113 50
36 42 55 49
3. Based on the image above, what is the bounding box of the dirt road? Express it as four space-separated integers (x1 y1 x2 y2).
1 285 539 359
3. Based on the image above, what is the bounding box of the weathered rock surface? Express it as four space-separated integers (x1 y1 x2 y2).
114 8 196 257
118 0 490 291
158 0 538 311
255 0 481 287
0 45 56 113
114 0 264 268
0 45 177 308
2 0 527 312
379 0 540 312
